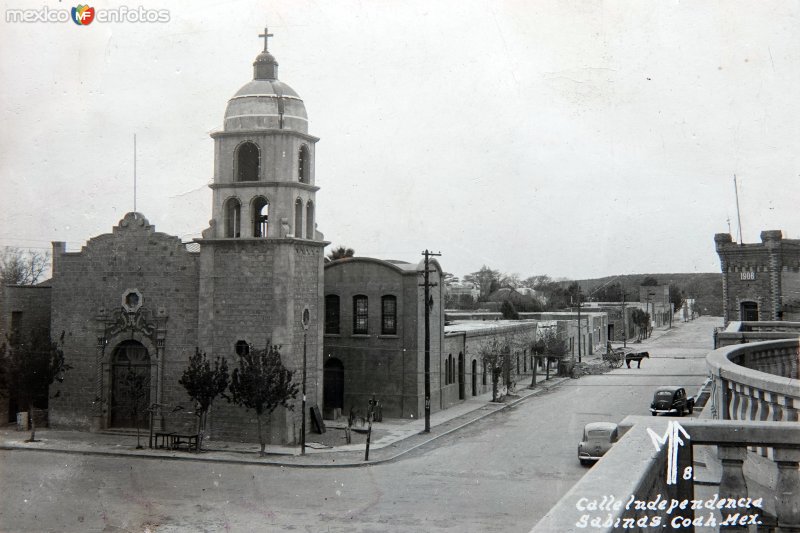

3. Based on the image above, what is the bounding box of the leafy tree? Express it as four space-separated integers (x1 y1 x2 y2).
641 276 659 287
500 300 519 320
457 293 477 310
668 284 684 316
179 349 229 451
464 266 501 301
0 247 49 285
592 281 624 302
326 246 355 263
0 330 69 442
631 308 651 341
228 343 299 456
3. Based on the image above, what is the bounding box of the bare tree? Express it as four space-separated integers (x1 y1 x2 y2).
0 247 50 285
477 333 516 402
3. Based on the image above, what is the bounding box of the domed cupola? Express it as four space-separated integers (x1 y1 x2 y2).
223 28 309 133
205 27 321 243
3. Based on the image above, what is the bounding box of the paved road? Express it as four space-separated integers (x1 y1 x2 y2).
0 317 720 533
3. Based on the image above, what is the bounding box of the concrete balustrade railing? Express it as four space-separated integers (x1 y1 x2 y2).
716 321 800 347
530 418 800 533
706 339 799 423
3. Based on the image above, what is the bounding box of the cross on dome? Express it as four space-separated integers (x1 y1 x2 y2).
259 26 274 52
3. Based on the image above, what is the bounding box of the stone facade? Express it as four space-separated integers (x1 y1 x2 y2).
715 230 800 324
1 37 327 445
322 257 443 419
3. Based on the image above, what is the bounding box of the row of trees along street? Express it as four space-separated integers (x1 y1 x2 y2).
476 326 567 402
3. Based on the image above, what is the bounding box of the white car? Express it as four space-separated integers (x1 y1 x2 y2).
578 422 619 466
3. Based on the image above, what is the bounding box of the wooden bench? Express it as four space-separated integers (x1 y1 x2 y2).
171 433 198 452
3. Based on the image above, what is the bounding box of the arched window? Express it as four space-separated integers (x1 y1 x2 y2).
236 142 260 182
381 295 397 335
446 354 451 384
235 340 250 356
224 198 241 238
294 198 303 238
298 145 309 183
353 295 368 335
325 295 340 334
252 197 268 238
305 201 314 240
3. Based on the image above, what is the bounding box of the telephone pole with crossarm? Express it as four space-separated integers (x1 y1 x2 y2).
420 249 441 433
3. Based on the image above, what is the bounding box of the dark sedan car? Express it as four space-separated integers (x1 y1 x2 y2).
650 386 694 416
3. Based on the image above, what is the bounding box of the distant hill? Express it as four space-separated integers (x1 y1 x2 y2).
569 273 723 316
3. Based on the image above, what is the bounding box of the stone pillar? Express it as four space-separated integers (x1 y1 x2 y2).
715 233 733 326
773 447 800 533
718 445 748 532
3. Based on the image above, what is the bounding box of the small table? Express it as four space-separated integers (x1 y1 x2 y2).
171 433 198 452
153 432 175 449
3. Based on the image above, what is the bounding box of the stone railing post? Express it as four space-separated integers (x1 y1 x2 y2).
773 447 800 533
718 445 749 532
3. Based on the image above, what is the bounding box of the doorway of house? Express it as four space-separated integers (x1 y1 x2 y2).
323 358 344 419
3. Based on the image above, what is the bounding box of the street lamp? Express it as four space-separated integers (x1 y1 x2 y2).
301 308 310 456
647 291 656 337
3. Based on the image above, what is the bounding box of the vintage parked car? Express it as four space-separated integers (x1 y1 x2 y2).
578 422 619 465
650 386 694 416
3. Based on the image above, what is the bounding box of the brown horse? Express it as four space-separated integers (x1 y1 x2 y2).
625 351 650 368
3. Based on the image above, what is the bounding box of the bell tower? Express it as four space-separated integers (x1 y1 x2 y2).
205 26 321 241
196 28 326 445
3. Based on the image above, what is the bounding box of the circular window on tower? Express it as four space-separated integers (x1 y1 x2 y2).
121 289 143 313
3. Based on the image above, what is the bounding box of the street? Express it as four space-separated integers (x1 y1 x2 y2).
0 317 719 533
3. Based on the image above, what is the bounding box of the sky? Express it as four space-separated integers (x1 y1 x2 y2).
1 0 798 281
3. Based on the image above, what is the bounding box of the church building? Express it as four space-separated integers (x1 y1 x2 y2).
3 31 325 445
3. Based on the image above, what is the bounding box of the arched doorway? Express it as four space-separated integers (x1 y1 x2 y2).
323 358 344 420
458 352 465 400
471 359 477 396
110 340 151 428
741 301 759 321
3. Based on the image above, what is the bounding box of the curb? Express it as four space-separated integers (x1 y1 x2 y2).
0 377 571 468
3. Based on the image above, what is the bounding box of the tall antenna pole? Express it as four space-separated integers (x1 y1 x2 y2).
133 134 137 213
733 174 743 244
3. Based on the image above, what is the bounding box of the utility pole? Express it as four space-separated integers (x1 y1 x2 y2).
420 249 441 433
576 291 582 364
300 308 310 456
621 291 627 348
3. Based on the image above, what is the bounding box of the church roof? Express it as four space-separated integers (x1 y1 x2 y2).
223 28 308 133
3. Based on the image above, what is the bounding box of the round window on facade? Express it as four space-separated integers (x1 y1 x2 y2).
121 289 143 313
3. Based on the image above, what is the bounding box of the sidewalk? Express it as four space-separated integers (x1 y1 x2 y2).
0 374 569 468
